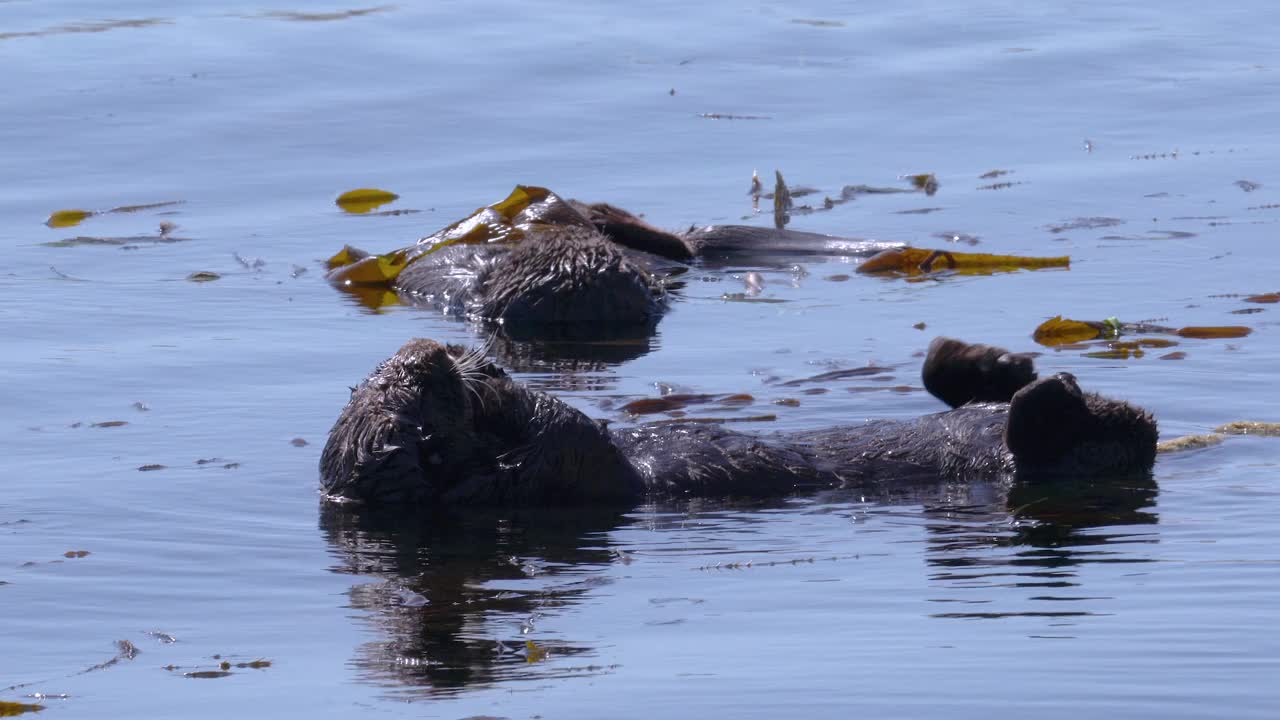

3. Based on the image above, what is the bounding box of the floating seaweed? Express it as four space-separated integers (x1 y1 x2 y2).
621 392 756 416
1033 315 1251 352
0 700 45 716
44 201 183 228
260 6 394 22
858 247 1068 276
327 185 569 287
335 188 400 214
1216 421 1280 436
1157 434 1225 454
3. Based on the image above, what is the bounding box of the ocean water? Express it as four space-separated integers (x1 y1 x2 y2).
2 2 1278 718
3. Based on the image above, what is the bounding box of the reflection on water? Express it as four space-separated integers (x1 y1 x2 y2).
320 504 628 696
324 472 1160 697
922 476 1158 625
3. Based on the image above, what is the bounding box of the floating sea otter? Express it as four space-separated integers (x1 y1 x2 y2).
319 337 1156 507
325 187 1067 338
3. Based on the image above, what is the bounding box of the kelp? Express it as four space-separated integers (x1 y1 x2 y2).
753 169 939 218
46 209 93 228
335 188 399 214
1157 434 1225 454
902 173 939 196
0 701 44 717
1215 420 1280 437
1177 326 1252 339
44 221 186 248
1033 315 1251 347
773 171 792 229
620 393 756 416
857 247 1068 276
44 201 182 228
261 6 394 22
0 18 169 42
327 185 590 288
1156 421 1280 454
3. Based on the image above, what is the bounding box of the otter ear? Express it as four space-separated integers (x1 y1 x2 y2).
1004 373 1090 465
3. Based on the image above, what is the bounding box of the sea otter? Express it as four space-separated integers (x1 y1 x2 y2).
319 337 1158 507
328 188 902 338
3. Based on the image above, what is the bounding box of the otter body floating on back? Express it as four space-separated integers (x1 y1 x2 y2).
319 337 1158 508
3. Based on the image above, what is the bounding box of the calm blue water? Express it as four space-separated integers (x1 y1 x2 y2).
3 2 1278 718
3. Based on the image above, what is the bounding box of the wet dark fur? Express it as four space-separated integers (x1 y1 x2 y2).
922 336 1038 408
394 225 665 338
321 338 1158 508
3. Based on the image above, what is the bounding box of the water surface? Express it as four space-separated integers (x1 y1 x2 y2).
3 2 1278 718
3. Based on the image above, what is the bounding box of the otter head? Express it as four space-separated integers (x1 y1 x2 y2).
474 226 665 339
1004 372 1158 478
320 338 643 508
570 201 695 261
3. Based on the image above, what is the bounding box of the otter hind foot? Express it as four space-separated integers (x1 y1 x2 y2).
922 336 1038 408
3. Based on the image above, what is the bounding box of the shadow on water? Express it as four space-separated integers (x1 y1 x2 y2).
319 503 630 697
920 475 1159 624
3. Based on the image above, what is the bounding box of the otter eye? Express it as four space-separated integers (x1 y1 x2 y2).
420 431 453 460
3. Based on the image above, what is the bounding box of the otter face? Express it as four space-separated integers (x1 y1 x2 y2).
1004 373 1158 478
320 338 642 508
474 226 665 339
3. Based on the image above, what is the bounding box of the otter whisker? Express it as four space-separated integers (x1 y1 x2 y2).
462 374 490 415
452 336 504 416
455 335 496 376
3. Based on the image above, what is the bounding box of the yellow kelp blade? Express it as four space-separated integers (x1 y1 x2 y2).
46 209 95 228
1033 316 1104 346
326 248 411 285
1033 317 1253 347
410 185 573 257
858 247 1069 276
491 184 550 220
1176 326 1252 339
325 185 577 290
325 245 370 270
524 640 549 663
904 172 939 195
335 188 400 214
0 700 45 717
411 206 525 257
